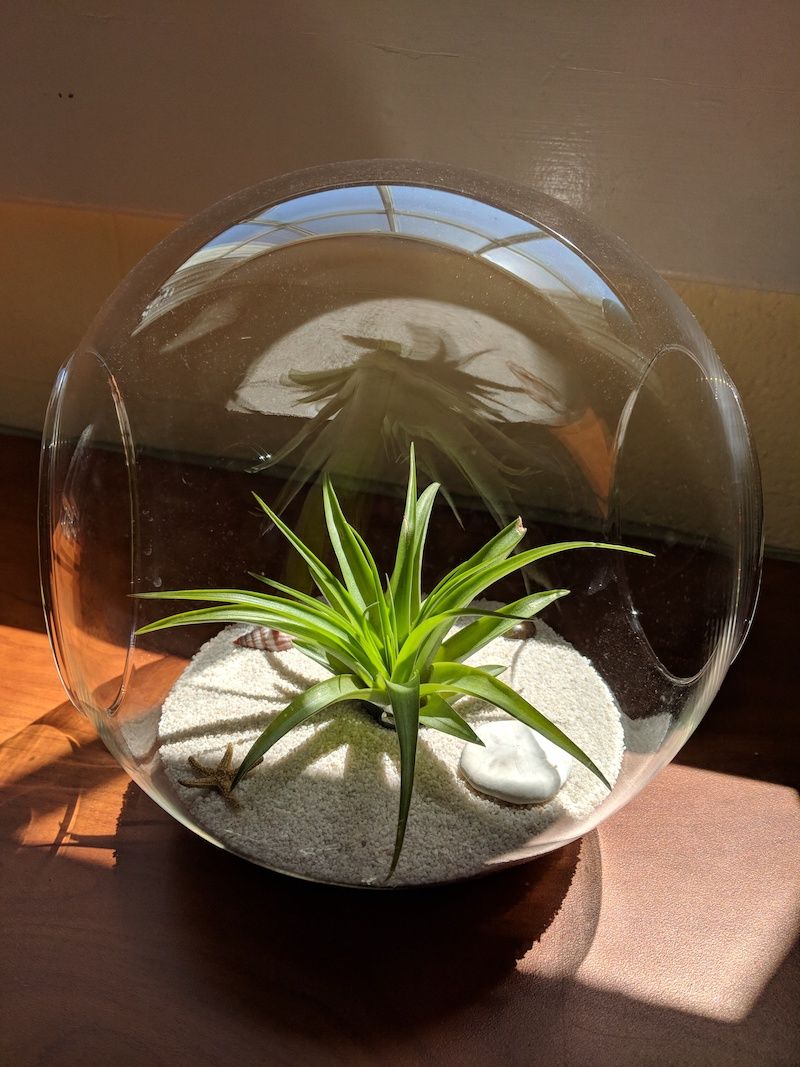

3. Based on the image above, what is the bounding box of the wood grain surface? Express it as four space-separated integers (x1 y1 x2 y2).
1 435 798 1066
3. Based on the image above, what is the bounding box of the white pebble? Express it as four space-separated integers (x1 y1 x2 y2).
460 719 573 804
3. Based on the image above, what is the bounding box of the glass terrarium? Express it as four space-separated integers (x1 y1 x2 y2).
39 161 762 887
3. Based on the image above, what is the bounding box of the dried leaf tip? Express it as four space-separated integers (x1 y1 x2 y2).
514 517 527 537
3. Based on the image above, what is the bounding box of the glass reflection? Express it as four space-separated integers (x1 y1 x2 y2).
133 182 638 533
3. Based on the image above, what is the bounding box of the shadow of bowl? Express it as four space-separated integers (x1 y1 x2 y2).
114 782 603 1036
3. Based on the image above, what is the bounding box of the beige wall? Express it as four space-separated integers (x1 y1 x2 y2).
668 279 799 552
1 3 798 549
3 1 798 292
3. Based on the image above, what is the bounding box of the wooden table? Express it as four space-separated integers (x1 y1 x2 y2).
1 435 798 1066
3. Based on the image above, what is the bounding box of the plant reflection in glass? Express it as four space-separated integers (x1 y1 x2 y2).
255 330 539 531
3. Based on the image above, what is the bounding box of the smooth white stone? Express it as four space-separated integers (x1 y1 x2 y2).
459 719 573 804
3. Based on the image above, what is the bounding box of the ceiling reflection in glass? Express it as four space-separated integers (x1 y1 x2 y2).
170 183 617 306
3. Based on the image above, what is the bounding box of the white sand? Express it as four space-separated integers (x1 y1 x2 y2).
157 617 624 886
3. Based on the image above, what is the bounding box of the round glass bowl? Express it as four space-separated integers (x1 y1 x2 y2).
39 161 762 886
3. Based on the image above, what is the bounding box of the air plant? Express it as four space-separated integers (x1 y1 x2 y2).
137 447 649 878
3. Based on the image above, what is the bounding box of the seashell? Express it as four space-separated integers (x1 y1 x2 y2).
379 708 396 730
504 619 537 640
460 719 573 804
234 626 293 651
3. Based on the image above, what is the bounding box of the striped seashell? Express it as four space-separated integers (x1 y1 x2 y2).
234 626 294 651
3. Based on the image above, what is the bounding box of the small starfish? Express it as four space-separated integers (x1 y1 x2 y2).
179 743 263 809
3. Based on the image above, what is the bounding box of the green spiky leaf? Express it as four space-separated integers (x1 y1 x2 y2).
233 674 381 785
438 589 570 663
386 676 420 879
427 661 611 788
419 694 484 745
